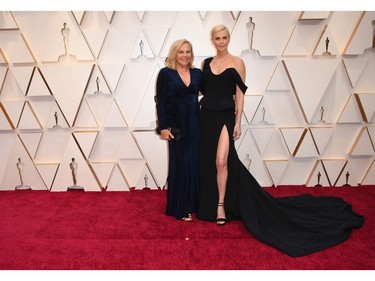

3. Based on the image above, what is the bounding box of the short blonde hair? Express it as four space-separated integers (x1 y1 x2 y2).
165 39 194 70
210 24 230 40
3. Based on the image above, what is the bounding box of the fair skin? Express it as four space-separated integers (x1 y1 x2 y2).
209 29 246 223
161 42 192 141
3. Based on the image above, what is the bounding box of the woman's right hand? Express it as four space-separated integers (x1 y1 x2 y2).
161 129 174 141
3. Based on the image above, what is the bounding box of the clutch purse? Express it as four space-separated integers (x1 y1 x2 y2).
168 127 182 141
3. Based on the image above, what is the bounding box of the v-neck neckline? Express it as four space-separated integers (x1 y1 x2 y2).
176 68 191 87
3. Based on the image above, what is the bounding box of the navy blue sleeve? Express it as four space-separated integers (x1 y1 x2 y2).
155 68 169 134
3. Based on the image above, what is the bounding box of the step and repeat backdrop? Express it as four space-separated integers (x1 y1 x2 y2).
0 11 374 191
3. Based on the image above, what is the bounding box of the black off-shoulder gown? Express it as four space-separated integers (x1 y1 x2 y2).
196 57 364 257
155 67 204 220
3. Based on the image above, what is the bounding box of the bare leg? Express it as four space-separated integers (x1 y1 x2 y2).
216 125 230 223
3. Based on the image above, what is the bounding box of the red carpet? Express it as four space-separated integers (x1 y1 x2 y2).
0 186 374 270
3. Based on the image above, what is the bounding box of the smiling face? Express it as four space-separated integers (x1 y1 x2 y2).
175 42 192 68
211 29 230 52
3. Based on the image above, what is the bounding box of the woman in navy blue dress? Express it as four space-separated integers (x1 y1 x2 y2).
197 25 363 257
155 39 204 221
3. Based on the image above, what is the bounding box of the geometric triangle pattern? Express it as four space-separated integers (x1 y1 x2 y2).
0 11 374 191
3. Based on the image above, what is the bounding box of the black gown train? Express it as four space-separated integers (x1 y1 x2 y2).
196 57 364 257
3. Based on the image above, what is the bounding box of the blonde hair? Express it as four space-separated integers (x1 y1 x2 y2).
210 24 230 40
165 39 194 70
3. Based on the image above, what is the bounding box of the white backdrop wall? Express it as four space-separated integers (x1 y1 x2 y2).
0 11 374 191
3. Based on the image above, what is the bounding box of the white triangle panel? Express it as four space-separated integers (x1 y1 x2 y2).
321 159 348 186
1 137 46 190
135 166 158 190
91 162 116 189
237 129 273 187
251 98 275 125
283 24 324 56
309 127 334 155
0 133 18 190
306 160 330 187
99 63 125 93
72 11 85 24
336 158 373 186
250 128 274 155
1 101 24 128
337 95 363 123
368 126 375 147
133 65 159 129
243 51 278 94
279 127 305 156
231 11 296 56
106 164 130 191
284 59 340 122
264 160 288 187
73 99 99 128
1 69 27 100
0 30 19 62
27 67 52 96
136 11 146 22
0 11 19 29
85 67 111 95
0 67 7 89
342 55 368 88
350 127 375 156
130 29 155 59
0 107 14 130
11 66 33 94
294 130 319 158
313 29 339 57
40 64 93 126
361 160 375 185
103 100 128 128
89 128 142 162
280 158 317 186
266 61 291 91
133 131 168 188
51 135 100 192
18 102 41 129
27 96 55 128
35 163 59 190
73 132 98 160
86 94 114 128
118 158 146 188
355 50 375 92
34 129 71 164
115 60 157 127
143 25 170 57
18 132 43 159
356 93 375 122
12 34 35 63
160 11 212 57
243 95 262 124
345 11 375 55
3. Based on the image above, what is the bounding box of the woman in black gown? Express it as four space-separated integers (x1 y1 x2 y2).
196 25 364 257
155 39 204 222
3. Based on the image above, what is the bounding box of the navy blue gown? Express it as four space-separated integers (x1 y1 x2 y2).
155 67 204 220
197 57 364 257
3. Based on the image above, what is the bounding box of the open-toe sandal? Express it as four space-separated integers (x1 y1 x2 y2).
182 214 193 222
216 202 226 226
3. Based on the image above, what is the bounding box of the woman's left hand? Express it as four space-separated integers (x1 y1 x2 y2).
233 124 241 140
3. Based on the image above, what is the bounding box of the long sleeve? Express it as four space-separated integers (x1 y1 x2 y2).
155 68 169 134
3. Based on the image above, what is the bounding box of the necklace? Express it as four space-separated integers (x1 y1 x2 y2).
216 53 230 67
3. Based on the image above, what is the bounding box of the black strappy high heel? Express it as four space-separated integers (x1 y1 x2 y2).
182 213 193 222
216 202 226 226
